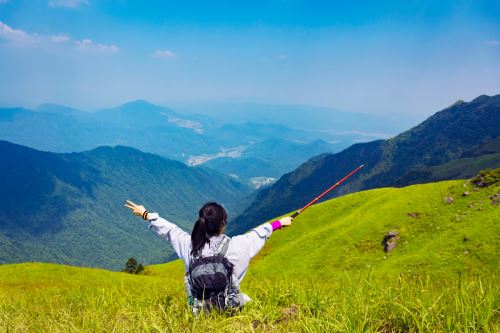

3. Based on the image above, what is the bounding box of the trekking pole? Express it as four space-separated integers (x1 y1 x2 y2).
290 164 365 219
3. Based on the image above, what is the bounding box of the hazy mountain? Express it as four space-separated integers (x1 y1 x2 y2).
0 101 360 179
0 141 252 269
231 94 500 234
35 103 86 117
172 102 418 136
244 138 339 171
201 138 339 180
0 101 348 156
203 157 281 179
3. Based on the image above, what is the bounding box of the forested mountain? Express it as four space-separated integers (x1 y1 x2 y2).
0 141 252 269
231 94 500 234
203 139 337 179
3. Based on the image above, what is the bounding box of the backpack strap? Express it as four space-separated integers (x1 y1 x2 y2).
215 235 231 257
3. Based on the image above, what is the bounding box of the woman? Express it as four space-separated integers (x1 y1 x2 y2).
124 200 293 313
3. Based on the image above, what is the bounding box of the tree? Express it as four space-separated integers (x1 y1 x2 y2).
123 257 144 274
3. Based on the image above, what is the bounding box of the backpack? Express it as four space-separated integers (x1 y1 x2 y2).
185 235 241 314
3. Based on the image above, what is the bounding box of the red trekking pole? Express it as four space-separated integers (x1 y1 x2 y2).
290 164 365 219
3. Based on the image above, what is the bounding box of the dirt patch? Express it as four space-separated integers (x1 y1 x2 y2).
275 304 300 324
355 240 379 252
377 320 410 333
490 193 499 205
407 212 421 219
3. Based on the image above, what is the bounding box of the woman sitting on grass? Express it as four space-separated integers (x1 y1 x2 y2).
125 200 293 314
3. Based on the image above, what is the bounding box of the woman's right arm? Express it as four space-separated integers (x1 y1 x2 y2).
146 213 191 263
124 200 191 266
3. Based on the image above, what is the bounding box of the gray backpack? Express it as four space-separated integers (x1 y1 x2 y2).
185 236 242 313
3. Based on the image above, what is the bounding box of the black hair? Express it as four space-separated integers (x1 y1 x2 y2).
191 202 228 255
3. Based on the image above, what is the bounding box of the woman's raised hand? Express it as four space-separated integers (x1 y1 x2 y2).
124 200 147 219
280 216 293 227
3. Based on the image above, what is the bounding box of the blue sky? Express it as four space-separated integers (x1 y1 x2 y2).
0 0 499 116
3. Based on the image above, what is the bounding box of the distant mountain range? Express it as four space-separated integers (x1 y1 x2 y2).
0 100 370 182
0 141 252 269
2 94 498 268
231 94 500 234
172 101 418 135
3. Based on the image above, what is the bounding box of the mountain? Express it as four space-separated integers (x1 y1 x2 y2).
0 101 222 158
202 139 339 180
1 175 497 331
395 136 500 184
0 141 252 269
243 138 338 172
0 101 354 179
203 157 281 179
35 103 85 116
231 94 500 234
172 101 417 135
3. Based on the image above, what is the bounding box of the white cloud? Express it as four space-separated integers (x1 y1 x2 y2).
75 39 119 53
48 0 89 9
51 34 71 43
486 40 500 46
0 21 119 54
153 49 177 59
0 21 36 46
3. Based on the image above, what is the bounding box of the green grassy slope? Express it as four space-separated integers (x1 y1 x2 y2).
250 180 499 279
1 177 498 332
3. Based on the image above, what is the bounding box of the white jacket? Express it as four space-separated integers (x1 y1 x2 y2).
147 212 275 283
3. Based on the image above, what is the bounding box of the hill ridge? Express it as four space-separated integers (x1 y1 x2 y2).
232 94 500 233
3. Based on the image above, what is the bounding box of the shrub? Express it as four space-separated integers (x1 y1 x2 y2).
471 168 500 188
123 258 144 274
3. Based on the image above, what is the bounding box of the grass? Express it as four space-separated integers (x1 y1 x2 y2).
1 266 497 332
0 177 499 332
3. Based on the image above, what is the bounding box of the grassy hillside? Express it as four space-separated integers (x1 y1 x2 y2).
233 94 500 234
254 181 498 278
0 177 498 332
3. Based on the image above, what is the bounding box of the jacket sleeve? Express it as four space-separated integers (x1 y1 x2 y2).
227 223 273 283
232 223 274 259
147 212 191 267
226 223 274 282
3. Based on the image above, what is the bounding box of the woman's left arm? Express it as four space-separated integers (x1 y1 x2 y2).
231 216 293 259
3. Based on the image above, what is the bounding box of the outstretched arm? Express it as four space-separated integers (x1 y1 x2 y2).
124 200 191 267
228 216 293 281
240 216 293 258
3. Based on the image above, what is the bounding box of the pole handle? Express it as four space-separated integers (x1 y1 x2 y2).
290 211 300 219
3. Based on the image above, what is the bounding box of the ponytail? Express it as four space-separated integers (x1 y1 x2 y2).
191 202 228 255
191 217 209 255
